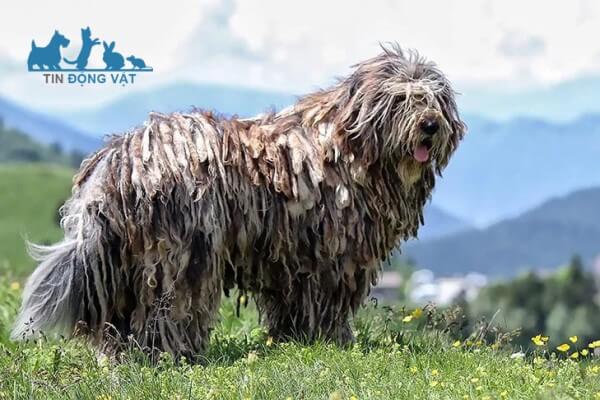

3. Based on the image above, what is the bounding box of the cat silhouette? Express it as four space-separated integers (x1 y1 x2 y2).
27 30 70 70
126 55 149 69
63 27 100 70
102 41 124 70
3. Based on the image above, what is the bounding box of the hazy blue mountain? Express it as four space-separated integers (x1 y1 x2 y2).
0 96 99 153
432 113 600 225
459 75 600 122
65 82 297 135
419 204 471 240
405 187 600 277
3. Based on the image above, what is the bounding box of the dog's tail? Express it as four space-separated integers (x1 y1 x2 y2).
11 239 84 340
63 57 78 65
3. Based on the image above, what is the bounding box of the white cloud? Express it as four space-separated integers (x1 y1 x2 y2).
1 0 599 109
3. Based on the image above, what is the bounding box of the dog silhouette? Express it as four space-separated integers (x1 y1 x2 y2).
102 41 124 70
27 30 70 70
63 27 100 70
126 55 149 69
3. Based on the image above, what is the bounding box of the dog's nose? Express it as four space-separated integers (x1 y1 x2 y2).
420 118 439 136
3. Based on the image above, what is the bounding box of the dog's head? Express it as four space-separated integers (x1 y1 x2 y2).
53 30 70 48
333 44 465 184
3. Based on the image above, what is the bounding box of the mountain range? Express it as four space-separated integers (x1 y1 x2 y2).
432 113 600 225
405 187 600 277
1 90 599 277
64 82 296 135
419 205 471 240
52 82 600 226
3 81 600 227
0 96 99 153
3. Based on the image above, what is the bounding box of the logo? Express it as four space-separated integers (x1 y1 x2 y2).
27 27 152 86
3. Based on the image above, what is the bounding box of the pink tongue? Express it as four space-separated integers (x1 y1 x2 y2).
414 145 430 162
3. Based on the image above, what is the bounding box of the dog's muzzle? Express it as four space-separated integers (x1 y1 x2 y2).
413 116 439 163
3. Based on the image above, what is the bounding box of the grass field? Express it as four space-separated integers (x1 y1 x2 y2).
1 164 600 399
1 280 600 399
0 164 73 277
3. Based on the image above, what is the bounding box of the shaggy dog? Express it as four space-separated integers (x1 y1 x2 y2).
12 45 465 359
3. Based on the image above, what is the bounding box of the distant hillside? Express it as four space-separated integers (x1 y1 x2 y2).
433 114 600 225
0 96 100 153
0 164 72 276
65 82 297 135
0 122 84 166
419 204 471 240
404 187 600 277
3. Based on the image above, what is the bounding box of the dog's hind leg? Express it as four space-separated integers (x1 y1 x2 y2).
126 234 223 362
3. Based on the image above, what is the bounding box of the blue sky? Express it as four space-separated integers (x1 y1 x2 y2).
1 0 598 111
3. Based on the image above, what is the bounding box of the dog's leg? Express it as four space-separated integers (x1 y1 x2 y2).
257 263 368 345
127 235 223 362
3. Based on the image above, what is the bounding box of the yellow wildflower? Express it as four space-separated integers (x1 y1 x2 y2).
402 315 413 323
470 377 479 383
569 336 578 343
410 366 418 374
453 340 461 348
570 352 579 359
582 349 590 356
266 336 273 347
431 369 439 376
411 308 423 318
328 392 342 400
10 281 20 291
532 334 549 346
350 396 358 400
430 381 439 387
500 390 509 397
589 340 600 349
556 343 570 352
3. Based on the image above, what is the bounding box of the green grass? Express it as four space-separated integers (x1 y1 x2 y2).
1 280 600 400
0 164 73 277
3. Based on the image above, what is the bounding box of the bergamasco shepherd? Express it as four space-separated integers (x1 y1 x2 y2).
13 44 465 360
